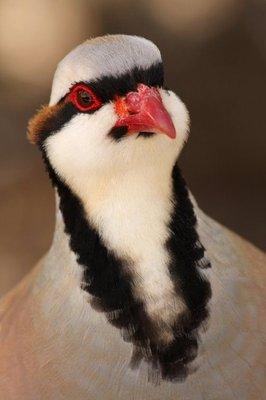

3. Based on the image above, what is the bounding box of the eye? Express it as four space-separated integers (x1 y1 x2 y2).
68 83 102 112
78 90 92 106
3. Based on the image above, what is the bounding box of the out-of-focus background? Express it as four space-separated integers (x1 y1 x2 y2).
0 0 265 296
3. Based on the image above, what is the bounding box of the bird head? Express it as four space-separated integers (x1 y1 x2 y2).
28 35 189 184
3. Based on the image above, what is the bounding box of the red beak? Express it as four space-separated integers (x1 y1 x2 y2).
114 84 176 139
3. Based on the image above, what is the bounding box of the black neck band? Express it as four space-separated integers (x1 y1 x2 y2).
43 153 211 381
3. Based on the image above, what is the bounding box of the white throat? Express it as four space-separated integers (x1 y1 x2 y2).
58 160 185 342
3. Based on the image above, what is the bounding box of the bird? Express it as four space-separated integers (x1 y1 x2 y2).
0 34 265 400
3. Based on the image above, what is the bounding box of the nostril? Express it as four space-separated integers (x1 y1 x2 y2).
128 109 137 115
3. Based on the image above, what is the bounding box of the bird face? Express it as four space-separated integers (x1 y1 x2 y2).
28 35 189 185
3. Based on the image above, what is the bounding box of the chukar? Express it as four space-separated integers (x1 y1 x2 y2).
0 35 265 400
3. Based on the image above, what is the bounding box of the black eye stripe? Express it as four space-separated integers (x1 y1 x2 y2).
36 103 77 148
62 62 164 105
36 62 164 147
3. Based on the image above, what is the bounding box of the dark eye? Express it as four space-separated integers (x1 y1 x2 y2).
78 90 92 107
68 83 102 112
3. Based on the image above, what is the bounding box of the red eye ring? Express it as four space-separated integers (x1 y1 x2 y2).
67 83 102 112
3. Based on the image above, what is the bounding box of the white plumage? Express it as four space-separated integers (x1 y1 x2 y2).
0 35 265 400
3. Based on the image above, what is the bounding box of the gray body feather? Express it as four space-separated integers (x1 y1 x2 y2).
0 204 265 400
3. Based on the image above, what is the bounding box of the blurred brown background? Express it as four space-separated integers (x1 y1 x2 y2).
0 0 265 296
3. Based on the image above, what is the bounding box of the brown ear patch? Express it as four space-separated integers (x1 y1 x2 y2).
27 103 63 145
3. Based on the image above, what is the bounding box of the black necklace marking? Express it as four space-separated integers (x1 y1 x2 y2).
36 62 164 146
43 152 211 382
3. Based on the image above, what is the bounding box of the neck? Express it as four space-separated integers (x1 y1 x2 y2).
0 161 211 397
42 160 211 381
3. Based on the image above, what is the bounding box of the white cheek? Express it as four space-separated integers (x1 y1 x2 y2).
160 89 190 153
45 103 117 181
45 90 189 190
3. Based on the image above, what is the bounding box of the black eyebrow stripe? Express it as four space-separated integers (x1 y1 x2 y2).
34 62 164 147
61 62 164 104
